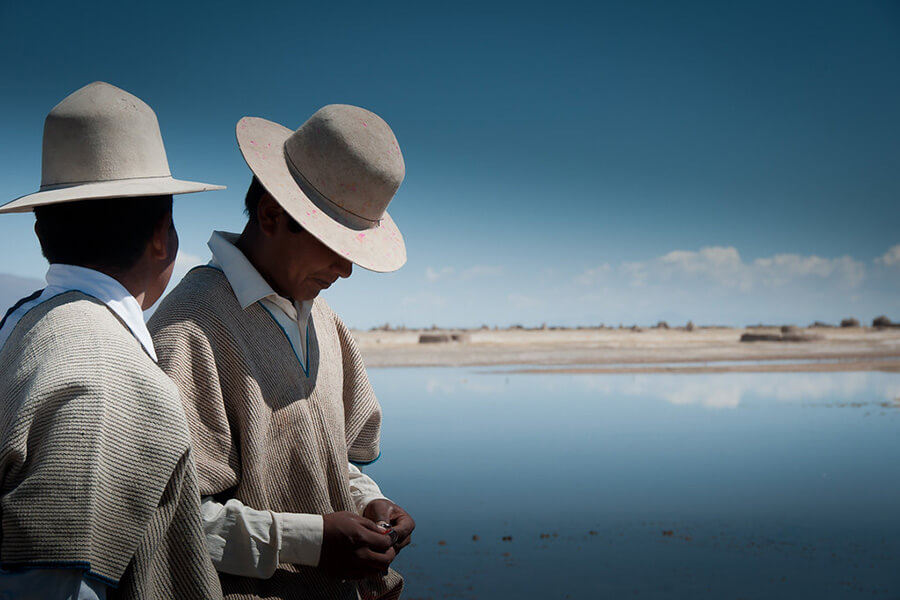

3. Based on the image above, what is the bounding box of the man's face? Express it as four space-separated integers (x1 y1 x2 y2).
269 219 354 301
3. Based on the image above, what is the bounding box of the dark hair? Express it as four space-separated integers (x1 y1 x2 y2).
244 176 267 225
34 195 173 271
244 177 303 233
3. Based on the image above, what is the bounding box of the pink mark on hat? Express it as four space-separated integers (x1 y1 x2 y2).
362 121 368 127
357 233 366 241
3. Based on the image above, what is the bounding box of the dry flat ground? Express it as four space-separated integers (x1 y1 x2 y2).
352 326 900 374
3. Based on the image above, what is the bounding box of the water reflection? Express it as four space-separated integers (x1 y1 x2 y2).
422 370 900 409
364 369 900 599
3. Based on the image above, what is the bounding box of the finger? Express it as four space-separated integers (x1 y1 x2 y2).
390 514 415 540
357 517 386 534
357 546 397 573
393 533 412 551
356 526 394 551
365 502 393 523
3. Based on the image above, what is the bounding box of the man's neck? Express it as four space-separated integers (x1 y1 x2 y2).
235 227 292 300
79 263 149 309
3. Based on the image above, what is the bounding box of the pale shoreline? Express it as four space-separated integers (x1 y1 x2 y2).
352 326 900 374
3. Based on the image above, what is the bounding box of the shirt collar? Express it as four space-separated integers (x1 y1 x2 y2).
44 264 157 361
207 231 273 310
207 231 313 324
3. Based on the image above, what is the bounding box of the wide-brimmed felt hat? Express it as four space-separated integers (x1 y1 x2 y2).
0 81 224 214
236 104 406 273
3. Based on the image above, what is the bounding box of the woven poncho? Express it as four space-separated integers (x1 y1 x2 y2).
149 267 403 600
0 292 222 599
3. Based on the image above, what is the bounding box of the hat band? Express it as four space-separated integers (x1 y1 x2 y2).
39 174 173 192
284 150 381 230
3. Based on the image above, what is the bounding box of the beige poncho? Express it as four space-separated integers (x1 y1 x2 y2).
149 267 403 600
0 292 222 599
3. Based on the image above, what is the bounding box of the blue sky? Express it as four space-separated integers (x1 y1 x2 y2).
1 0 898 328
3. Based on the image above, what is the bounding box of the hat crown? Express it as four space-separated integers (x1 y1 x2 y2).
40 81 172 190
283 104 404 222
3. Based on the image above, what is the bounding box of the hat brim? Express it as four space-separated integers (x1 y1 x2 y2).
0 177 225 214
236 116 406 273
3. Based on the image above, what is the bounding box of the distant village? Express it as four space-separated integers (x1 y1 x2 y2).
365 315 898 333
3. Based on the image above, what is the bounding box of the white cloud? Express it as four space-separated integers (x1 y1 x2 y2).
876 244 900 266
460 265 503 280
659 246 748 289
426 265 503 282
425 266 455 281
753 254 865 289
575 264 611 285
619 261 649 287
401 292 448 308
579 246 865 292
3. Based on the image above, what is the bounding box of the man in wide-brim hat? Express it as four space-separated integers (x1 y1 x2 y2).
149 104 414 600
0 81 224 599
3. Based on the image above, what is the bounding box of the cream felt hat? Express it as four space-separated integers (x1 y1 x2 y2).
237 104 406 273
0 81 224 214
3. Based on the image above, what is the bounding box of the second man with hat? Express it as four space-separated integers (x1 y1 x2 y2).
0 81 224 599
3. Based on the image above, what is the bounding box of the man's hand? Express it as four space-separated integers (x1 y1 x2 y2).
363 499 415 552
320 511 396 580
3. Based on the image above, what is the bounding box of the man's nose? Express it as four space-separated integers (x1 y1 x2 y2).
333 255 353 279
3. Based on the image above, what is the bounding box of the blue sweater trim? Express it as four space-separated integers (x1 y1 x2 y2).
350 450 382 467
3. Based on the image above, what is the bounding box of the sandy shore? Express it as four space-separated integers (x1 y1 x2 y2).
352 326 900 373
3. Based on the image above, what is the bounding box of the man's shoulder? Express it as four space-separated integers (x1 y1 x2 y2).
312 296 339 323
8 291 137 354
164 265 232 303
150 266 237 328
1 292 178 410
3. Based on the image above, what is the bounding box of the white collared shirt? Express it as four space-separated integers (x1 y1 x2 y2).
199 231 387 576
0 263 155 360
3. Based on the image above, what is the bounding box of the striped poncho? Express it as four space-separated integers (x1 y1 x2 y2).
0 292 222 599
149 267 403 600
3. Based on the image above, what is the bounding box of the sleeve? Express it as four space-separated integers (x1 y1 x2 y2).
199 497 323 577
331 308 383 464
150 314 241 496
348 462 389 514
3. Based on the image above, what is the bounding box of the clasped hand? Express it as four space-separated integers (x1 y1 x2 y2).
319 501 415 580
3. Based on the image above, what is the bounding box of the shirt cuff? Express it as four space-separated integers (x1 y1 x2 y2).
276 512 323 567
352 492 391 515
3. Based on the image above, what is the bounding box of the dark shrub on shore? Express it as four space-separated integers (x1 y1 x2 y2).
873 315 893 328
840 318 860 328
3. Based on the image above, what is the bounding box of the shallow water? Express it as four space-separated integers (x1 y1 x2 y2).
363 369 900 599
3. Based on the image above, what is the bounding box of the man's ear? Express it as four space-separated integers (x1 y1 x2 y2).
149 211 175 261
256 193 284 237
